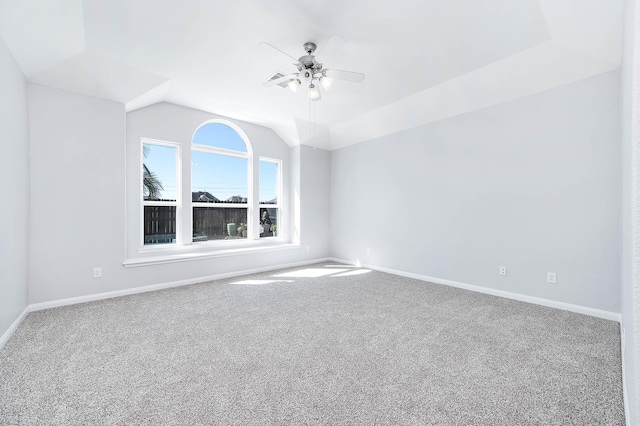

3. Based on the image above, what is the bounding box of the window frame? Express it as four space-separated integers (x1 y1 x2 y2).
134 119 289 260
259 157 283 239
140 138 182 248
190 120 254 244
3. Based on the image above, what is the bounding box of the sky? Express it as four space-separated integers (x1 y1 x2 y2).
143 123 277 203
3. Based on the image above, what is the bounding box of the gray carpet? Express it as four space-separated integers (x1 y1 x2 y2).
0 263 625 425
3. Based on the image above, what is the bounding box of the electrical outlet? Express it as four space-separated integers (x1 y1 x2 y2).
93 267 102 278
366 248 371 255
547 272 557 284
305 245 310 252
499 266 507 276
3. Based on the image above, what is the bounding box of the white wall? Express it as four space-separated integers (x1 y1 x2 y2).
299 145 331 256
621 0 640 423
29 84 127 304
331 71 621 314
0 38 30 339
286 144 331 256
28 89 330 304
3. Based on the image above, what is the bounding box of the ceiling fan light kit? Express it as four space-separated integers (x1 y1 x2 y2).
262 36 365 101
308 83 320 100
320 75 333 91
287 79 300 93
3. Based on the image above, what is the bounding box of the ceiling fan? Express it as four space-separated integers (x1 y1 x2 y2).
261 35 365 101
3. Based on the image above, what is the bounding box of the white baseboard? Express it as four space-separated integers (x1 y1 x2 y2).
29 257 331 312
10 257 621 347
328 257 621 322
621 333 631 426
0 306 30 350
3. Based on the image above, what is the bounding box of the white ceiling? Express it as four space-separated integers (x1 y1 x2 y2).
0 0 624 150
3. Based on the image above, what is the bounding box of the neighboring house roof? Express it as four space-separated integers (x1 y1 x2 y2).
192 191 220 203
226 195 248 203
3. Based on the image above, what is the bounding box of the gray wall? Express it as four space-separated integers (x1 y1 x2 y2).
28 86 330 304
621 0 640 422
331 71 621 314
0 38 30 339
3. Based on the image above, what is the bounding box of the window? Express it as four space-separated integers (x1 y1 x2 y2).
191 123 250 242
259 159 281 238
137 120 284 253
142 140 180 245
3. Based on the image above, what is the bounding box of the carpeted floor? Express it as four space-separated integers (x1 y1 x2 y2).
0 263 625 425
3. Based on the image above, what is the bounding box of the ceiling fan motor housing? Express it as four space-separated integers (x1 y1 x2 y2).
303 42 317 54
299 55 317 69
297 41 323 75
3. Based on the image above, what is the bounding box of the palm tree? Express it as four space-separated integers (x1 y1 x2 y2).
143 145 163 200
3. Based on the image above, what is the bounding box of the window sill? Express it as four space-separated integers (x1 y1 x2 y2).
123 241 300 268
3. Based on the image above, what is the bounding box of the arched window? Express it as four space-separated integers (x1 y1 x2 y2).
191 121 252 242
138 117 282 250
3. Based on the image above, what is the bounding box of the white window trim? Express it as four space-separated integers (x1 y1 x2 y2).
258 157 282 239
140 138 182 248
125 242 301 267
190 120 255 244
134 121 288 260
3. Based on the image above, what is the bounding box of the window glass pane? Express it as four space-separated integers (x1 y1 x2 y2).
143 143 177 201
144 206 176 245
259 207 278 238
192 151 247 203
259 160 278 204
192 123 247 152
193 207 247 241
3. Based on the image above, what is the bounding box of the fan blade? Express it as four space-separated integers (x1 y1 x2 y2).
259 42 298 63
316 35 346 62
263 73 298 87
324 69 365 83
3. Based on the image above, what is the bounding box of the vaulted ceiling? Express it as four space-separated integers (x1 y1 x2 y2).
0 0 624 150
